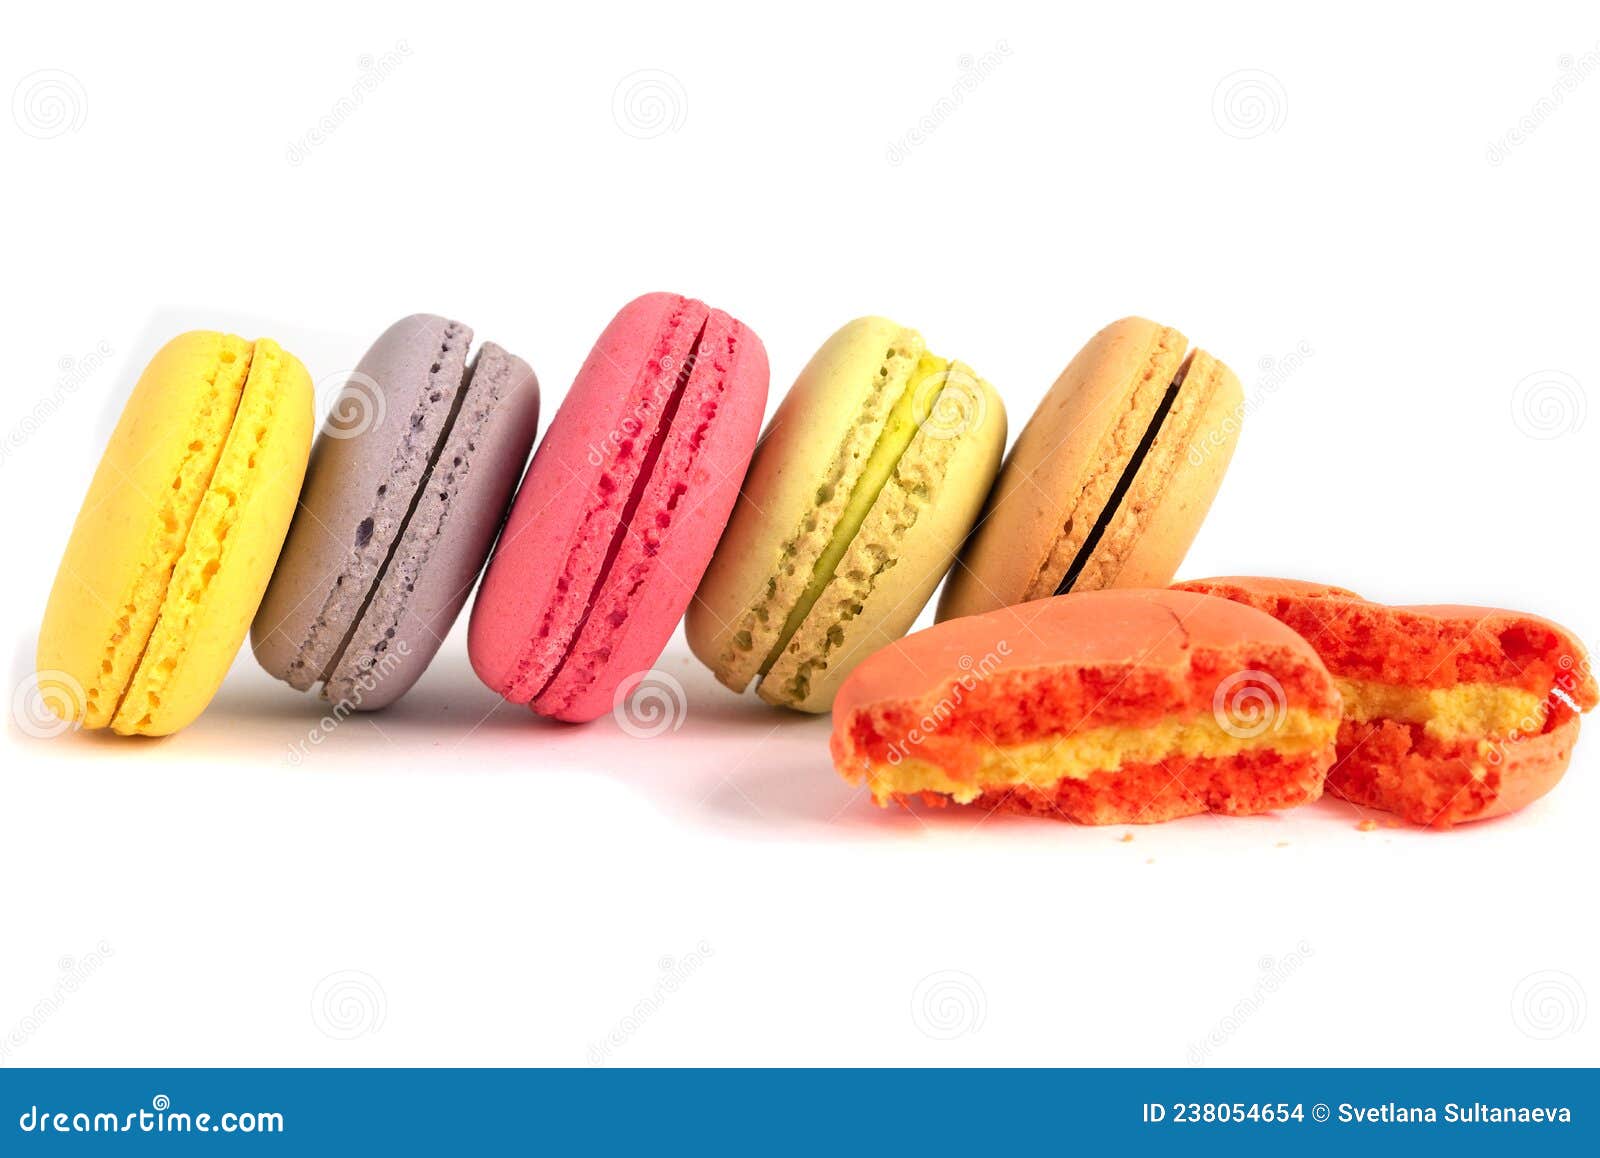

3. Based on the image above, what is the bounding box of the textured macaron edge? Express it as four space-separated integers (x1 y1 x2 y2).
533 309 768 721
758 362 1006 712
689 317 928 696
323 341 540 710
37 331 256 730
113 339 314 735
254 315 475 693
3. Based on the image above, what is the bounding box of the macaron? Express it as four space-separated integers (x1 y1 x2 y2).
688 317 1006 713
252 315 539 710
831 588 1341 824
1174 577 1599 826
37 332 314 736
938 317 1241 622
469 292 768 722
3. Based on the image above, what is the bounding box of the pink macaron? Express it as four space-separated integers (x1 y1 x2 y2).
469 293 768 722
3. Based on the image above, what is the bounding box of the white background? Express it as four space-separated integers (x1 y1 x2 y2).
3 1 1597 1067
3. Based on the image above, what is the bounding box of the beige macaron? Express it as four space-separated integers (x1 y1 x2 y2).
688 316 1006 713
938 317 1242 622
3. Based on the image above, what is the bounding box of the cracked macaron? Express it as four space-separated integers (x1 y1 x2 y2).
831 588 1341 825
37 331 314 736
468 292 769 723
688 316 1006 713
939 317 1241 621
252 315 540 711
1175 577 1599 826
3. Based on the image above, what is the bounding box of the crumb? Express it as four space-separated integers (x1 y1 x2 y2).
1275 840 1290 848
1357 819 1377 832
1383 819 1401 829
1119 832 1134 843
1145 857 1156 865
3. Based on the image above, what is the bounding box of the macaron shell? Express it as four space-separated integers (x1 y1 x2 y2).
323 342 540 710
836 587 1330 717
253 315 474 691
38 331 255 728
1071 349 1243 591
686 316 925 693
116 340 314 734
760 365 1006 712
469 293 768 722
937 317 1186 621
469 292 701 699
536 311 769 721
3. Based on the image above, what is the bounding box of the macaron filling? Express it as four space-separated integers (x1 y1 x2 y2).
857 708 1339 806
91 337 256 731
758 352 948 677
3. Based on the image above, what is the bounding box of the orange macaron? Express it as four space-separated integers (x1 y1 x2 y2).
1174 577 1597 827
830 588 1342 825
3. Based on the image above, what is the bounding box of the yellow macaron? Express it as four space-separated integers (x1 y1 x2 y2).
36 331 314 736
689 316 1006 713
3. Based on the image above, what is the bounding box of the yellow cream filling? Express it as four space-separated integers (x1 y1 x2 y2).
1334 677 1546 742
859 708 1337 805
759 352 949 675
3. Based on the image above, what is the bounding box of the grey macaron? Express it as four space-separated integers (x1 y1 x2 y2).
251 314 540 710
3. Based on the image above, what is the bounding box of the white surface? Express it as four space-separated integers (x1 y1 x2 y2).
3 0 1597 1067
